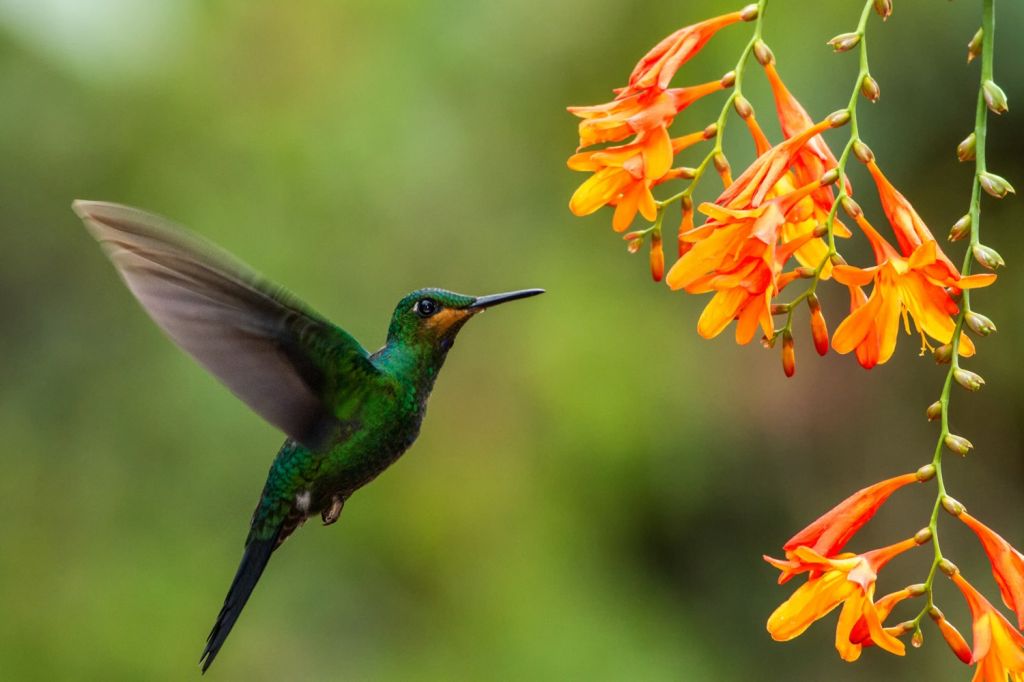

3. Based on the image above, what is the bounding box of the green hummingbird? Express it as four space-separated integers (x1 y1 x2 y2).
73 200 543 673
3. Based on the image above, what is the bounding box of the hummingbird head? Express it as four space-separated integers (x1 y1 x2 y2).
386 287 544 353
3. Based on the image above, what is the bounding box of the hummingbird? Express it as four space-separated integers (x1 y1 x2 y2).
72 200 543 673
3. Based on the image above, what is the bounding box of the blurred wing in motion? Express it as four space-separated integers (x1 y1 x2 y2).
74 200 380 449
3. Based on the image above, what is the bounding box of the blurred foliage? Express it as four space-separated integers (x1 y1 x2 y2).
1 1 1022 679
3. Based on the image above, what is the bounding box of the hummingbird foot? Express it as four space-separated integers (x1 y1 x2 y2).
321 495 345 526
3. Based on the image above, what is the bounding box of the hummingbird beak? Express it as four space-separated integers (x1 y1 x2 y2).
468 288 545 310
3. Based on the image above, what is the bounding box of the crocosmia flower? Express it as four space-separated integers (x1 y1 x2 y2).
950 572 1024 681
960 512 1024 630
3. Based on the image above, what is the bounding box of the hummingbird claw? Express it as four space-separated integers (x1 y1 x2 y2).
321 495 345 526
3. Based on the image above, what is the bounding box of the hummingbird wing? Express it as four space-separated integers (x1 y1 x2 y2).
74 200 380 450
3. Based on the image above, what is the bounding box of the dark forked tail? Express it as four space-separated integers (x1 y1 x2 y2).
199 527 282 673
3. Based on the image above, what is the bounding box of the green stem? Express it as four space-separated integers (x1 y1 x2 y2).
910 0 996 632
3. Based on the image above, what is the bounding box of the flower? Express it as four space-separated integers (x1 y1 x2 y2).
960 512 1024 630
866 159 950 263
568 80 726 148
568 129 708 231
950 572 1024 681
766 538 919 661
831 215 996 366
626 10 747 92
847 587 916 653
777 472 920 581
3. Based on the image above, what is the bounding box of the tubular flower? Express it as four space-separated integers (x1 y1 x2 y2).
950 572 1024 681
568 80 726 148
960 512 1024 630
831 216 996 366
568 129 708 231
866 159 952 267
626 10 747 92
765 539 919 661
776 472 921 582
666 177 827 343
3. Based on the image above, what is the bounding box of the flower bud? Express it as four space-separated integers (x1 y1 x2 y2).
841 196 862 219
873 0 893 20
983 80 1008 114
830 253 847 267
827 109 851 127
812 224 828 239
753 39 774 66
733 95 753 119
770 304 790 316
933 344 953 364
911 629 924 649
939 558 959 576
941 495 965 516
948 214 971 242
740 4 759 21
979 172 1015 198
649 231 663 282
720 70 737 88
828 32 862 52
819 168 840 186
794 266 816 278
713 152 731 175
944 434 973 456
853 141 874 164
973 243 1005 270
861 74 880 102
626 237 643 254
926 401 943 422
808 296 829 356
965 311 996 336
702 123 718 139
930 607 972 664
914 527 933 545
954 368 985 391
967 27 983 63
916 464 936 481
781 331 795 378
956 132 976 162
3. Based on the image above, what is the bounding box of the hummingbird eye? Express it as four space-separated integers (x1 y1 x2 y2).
414 298 439 318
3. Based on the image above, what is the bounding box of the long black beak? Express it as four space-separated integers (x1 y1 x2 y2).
469 288 545 310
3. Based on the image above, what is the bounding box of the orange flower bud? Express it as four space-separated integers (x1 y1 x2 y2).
973 243 1006 269
861 75 880 102
828 32 862 53
967 27 983 63
808 296 828 356
944 434 973 456
954 368 985 391
677 196 694 257
650 230 664 282
948 214 971 242
957 132 976 162
781 330 795 377
926 401 943 421
979 172 1015 198
983 80 1009 115
929 607 972 664
965 311 996 336
753 39 774 66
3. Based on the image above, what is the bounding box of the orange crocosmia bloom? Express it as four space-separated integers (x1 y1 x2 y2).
627 10 746 92
568 80 726 148
848 588 914 655
776 472 920 582
950 572 1024 681
961 512 1024 630
831 217 996 365
568 128 708 231
766 539 918 661
666 178 825 343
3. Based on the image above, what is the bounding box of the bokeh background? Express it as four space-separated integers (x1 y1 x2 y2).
2 1 1023 679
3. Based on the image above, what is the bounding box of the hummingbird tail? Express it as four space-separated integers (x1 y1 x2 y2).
199 527 282 673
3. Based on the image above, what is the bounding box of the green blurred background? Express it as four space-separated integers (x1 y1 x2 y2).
2 1 1023 679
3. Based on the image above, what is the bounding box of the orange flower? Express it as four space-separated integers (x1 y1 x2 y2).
950 572 1024 681
866 159 951 265
778 472 920 577
666 177 826 343
568 80 726 148
766 539 919 661
960 512 1024 630
568 129 708 231
848 587 915 652
831 217 996 365
627 10 747 92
